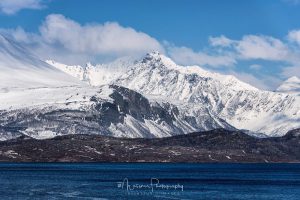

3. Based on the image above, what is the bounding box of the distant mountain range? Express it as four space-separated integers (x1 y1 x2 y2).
0 34 300 141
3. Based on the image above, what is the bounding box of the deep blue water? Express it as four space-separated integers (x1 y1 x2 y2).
0 163 299 200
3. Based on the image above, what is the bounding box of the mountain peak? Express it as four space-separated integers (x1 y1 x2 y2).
85 62 93 68
45 51 299 137
148 51 161 57
141 51 179 69
142 51 162 61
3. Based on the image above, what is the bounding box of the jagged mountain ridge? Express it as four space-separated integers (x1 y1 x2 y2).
48 52 300 136
46 57 134 86
0 36 235 141
1 31 299 139
0 84 233 140
115 53 300 136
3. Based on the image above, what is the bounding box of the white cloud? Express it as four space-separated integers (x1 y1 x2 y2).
39 14 164 57
288 29 300 45
236 35 290 61
210 34 300 82
1 14 164 64
1 14 299 90
0 0 44 15
210 34 292 61
249 64 262 70
209 35 233 47
167 46 236 68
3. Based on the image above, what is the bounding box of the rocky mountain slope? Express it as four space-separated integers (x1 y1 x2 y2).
0 84 233 140
48 52 300 137
1 32 299 140
0 35 239 141
1 129 299 162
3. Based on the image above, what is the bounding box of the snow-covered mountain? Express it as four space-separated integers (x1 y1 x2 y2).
46 57 134 86
1 84 234 140
48 52 300 137
114 52 300 136
277 76 300 94
1 36 234 141
1 32 299 140
0 35 82 90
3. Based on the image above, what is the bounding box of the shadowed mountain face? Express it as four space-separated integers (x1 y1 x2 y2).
48 52 300 137
0 34 299 140
0 35 234 140
0 129 299 162
0 85 233 140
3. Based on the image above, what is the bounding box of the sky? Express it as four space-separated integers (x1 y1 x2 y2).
0 0 300 90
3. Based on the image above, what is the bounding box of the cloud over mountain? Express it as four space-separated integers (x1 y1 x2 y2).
2 13 300 90
0 0 44 15
40 14 164 57
1 14 164 64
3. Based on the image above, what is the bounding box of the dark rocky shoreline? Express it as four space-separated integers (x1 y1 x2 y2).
0 129 299 162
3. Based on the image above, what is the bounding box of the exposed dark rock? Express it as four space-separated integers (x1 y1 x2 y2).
0 85 234 139
0 129 299 163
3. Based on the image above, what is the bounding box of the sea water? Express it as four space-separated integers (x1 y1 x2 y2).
0 163 299 199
